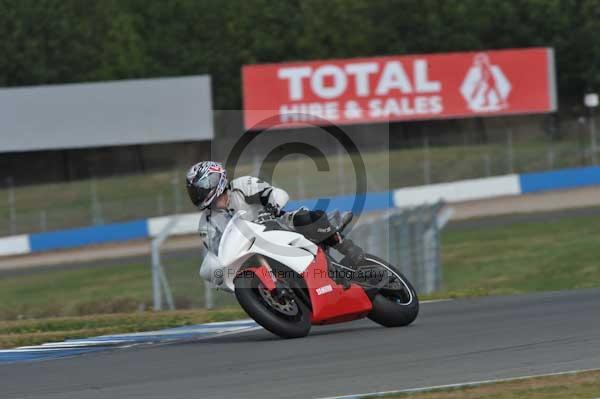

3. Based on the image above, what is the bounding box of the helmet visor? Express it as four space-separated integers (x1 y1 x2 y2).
186 173 221 208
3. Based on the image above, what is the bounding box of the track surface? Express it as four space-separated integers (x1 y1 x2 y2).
2 289 600 399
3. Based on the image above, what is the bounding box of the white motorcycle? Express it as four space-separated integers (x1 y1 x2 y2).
200 211 419 338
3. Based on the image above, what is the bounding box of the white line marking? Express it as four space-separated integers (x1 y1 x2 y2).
1 320 261 356
16 341 125 349
149 326 263 349
420 299 452 304
193 326 263 340
315 367 600 399
0 347 78 354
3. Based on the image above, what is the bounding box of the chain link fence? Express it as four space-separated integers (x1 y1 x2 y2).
348 202 452 295
157 248 239 310
1 116 598 237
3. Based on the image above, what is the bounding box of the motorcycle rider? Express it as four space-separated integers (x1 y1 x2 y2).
185 161 364 266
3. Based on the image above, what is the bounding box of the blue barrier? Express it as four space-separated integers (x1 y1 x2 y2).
285 191 393 213
4 164 600 257
29 220 149 252
519 166 600 193
23 191 392 255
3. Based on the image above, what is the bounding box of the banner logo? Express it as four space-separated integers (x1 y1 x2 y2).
460 53 511 112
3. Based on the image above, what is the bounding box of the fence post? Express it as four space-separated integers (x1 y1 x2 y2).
151 216 178 311
414 206 425 291
547 148 555 170
590 111 598 165
204 280 214 309
253 152 261 177
391 212 411 282
423 135 431 184
382 212 390 262
151 239 163 311
6 177 16 235
172 170 182 214
483 154 491 177
366 222 377 255
297 177 306 199
507 128 514 173
422 225 436 294
398 212 413 283
40 210 47 232
431 202 445 292
430 214 441 291
337 147 345 195
433 204 454 292
90 178 104 225
157 194 164 216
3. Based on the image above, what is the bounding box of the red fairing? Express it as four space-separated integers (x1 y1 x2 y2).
242 266 276 291
302 248 372 325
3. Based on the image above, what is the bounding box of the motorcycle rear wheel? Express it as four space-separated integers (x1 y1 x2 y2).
360 255 420 327
234 269 311 339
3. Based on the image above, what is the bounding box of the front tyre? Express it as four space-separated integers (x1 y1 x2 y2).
234 271 311 339
362 255 419 327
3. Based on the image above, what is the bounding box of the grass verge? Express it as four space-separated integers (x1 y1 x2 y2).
0 308 246 349
0 250 239 320
384 369 600 399
436 211 600 298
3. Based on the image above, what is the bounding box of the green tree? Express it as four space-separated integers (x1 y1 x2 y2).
0 0 599 107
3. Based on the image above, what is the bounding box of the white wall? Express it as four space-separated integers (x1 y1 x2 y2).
393 175 521 207
0 235 31 257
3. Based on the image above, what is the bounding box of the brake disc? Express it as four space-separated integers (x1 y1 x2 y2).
258 283 299 316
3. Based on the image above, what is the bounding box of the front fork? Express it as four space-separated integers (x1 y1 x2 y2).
241 256 308 306
241 255 277 291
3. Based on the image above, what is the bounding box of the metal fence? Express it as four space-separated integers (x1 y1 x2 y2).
152 244 237 312
348 202 453 295
1 116 598 237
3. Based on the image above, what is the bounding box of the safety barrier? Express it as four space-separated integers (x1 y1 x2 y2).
1 165 600 257
393 165 600 207
0 193 395 257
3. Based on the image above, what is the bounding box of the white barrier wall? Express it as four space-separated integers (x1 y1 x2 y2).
0 235 31 256
147 213 201 237
393 175 521 208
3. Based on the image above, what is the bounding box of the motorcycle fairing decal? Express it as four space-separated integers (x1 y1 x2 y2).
316 285 333 295
303 249 372 324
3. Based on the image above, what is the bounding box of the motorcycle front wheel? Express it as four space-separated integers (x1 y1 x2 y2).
359 254 420 327
234 269 311 339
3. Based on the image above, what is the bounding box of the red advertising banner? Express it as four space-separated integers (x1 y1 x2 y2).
242 47 556 129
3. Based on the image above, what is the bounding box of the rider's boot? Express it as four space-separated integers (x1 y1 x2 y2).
328 232 364 269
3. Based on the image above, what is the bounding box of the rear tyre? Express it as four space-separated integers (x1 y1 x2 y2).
234 270 311 339
362 255 419 327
